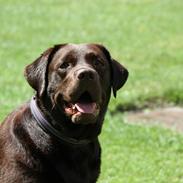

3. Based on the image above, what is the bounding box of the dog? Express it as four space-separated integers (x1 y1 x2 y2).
0 43 128 183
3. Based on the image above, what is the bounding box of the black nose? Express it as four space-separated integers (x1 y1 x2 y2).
77 69 96 81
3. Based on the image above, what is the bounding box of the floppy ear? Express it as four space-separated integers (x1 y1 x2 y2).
111 59 128 98
94 44 128 98
24 44 65 97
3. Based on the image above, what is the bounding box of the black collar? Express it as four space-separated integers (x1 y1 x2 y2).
30 96 93 147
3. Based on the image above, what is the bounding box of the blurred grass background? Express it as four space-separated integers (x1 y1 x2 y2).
0 0 183 182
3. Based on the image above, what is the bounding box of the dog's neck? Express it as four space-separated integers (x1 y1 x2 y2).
30 96 94 147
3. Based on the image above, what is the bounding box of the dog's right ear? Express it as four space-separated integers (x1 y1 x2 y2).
24 44 65 97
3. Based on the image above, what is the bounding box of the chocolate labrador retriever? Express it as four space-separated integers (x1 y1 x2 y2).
0 43 128 183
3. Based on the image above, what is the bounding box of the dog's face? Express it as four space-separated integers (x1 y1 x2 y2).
25 44 128 125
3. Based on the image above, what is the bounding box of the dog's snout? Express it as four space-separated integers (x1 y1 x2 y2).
77 69 96 81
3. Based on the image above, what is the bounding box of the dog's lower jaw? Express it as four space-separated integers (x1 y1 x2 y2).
71 112 98 125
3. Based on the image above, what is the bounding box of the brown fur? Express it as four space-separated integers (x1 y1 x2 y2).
0 43 128 183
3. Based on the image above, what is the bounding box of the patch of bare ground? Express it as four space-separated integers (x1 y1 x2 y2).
124 106 183 132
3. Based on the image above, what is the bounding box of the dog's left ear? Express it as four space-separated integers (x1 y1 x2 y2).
95 44 128 97
111 59 128 98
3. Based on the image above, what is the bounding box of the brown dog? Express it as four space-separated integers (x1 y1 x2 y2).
0 43 128 183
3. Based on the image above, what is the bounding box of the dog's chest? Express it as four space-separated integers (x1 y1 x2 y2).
41 144 101 183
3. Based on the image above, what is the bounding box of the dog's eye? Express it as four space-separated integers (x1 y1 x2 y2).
93 58 104 67
60 62 70 69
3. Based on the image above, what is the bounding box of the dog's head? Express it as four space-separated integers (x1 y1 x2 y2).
25 44 128 125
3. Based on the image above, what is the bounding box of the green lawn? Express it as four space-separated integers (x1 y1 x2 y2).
99 114 183 183
0 0 183 182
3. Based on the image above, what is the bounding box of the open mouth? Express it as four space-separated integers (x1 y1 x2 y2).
64 91 100 116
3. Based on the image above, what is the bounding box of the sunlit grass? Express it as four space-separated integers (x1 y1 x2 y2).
99 113 183 183
0 0 183 182
0 0 183 114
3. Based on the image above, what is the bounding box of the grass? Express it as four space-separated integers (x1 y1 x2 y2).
99 114 183 183
0 0 183 182
0 0 183 112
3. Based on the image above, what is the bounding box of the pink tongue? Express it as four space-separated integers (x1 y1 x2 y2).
75 103 96 114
